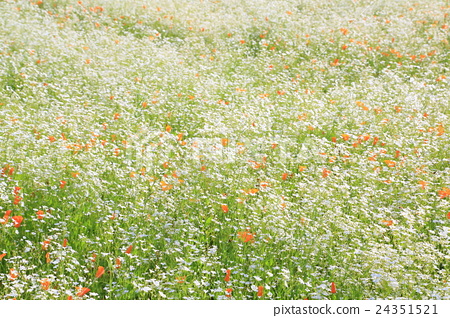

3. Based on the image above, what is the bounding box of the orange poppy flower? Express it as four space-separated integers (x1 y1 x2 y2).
372 136 379 145
242 188 259 195
331 282 336 294
257 286 264 297
438 187 450 199
224 269 231 282
384 160 396 167
446 212 450 219
165 125 172 133
248 160 263 169
13 187 21 195
76 287 90 297
298 113 308 120
9 268 18 280
160 181 173 191
225 288 233 297
60 180 67 188
45 252 51 263
352 141 359 148
0 253 6 261
436 123 445 136
12 216 23 228
40 278 51 290
221 204 229 213
125 245 133 254
259 181 270 188
393 106 402 113
162 162 170 168
63 238 68 247
0 210 12 224
381 220 393 226
238 230 254 243
418 180 428 189
95 266 105 278
221 138 229 146
42 239 51 250
115 258 122 269
322 168 331 178
341 134 350 141
36 210 45 220
356 100 368 110
13 195 22 205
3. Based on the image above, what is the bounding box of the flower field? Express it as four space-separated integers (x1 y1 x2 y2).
0 0 449 300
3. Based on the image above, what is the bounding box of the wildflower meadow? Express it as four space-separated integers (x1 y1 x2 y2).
0 0 449 300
